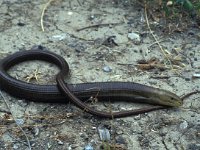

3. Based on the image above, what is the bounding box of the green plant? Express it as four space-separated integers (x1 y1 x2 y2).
162 0 192 17
145 0 200 17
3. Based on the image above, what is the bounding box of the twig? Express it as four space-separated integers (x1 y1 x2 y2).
25 68 41 83
41 0 55 32
76 22 122 32
144 4 173 69
181 91 200 100
0 91 32 150
147 39 166 48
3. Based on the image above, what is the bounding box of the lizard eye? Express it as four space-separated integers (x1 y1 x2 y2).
170 97 175 100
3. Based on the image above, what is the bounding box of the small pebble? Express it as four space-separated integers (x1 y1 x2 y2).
84 144 94 150
68 11 73 15
33 127 39 136
193 73 200 78
116 130 123 135
68 145 72 150
13 144 19 149
16 119 24 125
89 15 95 20
98 127 110 141
103 66 112 72
92 126 96 130
179 120 188 130
134 115 141 120
80 132 88 140
47 143 52 149
50 33 68 41
57 140 63 145
115 136 126 145
127 32 141 43
17 22 25 26
185 77 191 81
71 144 78 149
159 128 168 136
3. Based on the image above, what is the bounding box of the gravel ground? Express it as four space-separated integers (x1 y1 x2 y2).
0 0 200 150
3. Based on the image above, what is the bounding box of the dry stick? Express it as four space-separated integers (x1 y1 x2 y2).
144 5 173 69
0 91 32 150
41 0 55 32
76 22 122 32
181 91 200 100
147 39 166 48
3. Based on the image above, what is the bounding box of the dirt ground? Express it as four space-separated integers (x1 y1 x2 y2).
0 0 200 150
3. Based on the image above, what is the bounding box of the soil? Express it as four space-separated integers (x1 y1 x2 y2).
0 0 200 150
